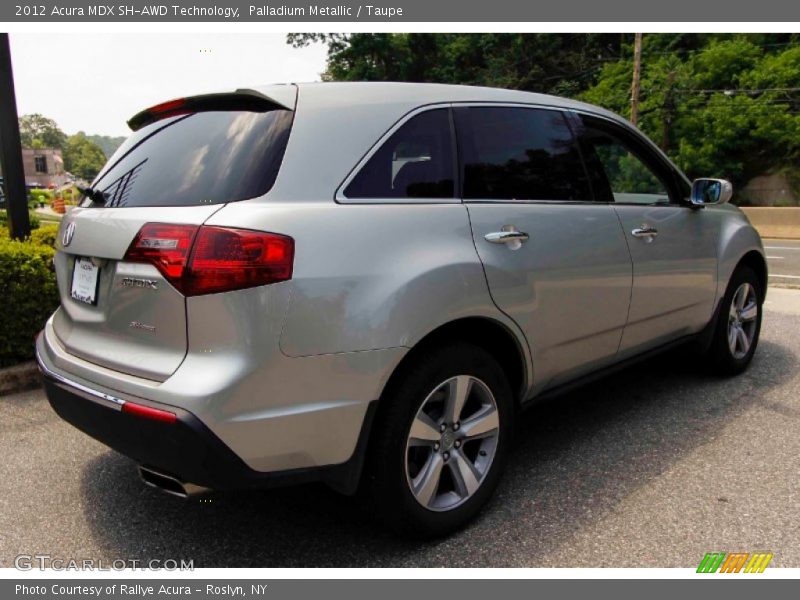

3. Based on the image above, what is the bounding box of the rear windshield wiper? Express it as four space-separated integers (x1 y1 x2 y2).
77 186 107 206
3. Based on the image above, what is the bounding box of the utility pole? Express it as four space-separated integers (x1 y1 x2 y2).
630 32 643 127
0 33 30 240
661 70 676 151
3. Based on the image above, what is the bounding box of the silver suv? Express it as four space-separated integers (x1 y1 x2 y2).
37 82 766 536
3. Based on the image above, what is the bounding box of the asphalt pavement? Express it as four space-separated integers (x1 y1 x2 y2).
1 288 799 568
765 238 800 286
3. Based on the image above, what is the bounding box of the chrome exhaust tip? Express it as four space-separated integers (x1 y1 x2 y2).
138 465 210 498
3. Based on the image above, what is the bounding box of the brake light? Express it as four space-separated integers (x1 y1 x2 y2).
127 98 191 130
124 223 294 296
185 226 293 295
147 98 186 114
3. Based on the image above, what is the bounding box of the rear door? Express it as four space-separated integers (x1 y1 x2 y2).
576 114 718 356
52 92 295 381
458 106 633 393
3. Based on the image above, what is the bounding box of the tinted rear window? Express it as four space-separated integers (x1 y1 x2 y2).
84 109 293 208
455 106 591 201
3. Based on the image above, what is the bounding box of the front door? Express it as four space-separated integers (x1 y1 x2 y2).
577 114 718 356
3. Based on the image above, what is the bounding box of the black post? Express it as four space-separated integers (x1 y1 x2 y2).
0 33 30 240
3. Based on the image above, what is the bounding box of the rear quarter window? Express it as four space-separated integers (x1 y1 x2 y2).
84 109 294 208
344 108 456 200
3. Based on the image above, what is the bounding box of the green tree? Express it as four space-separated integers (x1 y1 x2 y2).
581 36 800 194
18 113 67 150
85 134 127 159
288 33 625 95
63 133 107 181
292 33 800 203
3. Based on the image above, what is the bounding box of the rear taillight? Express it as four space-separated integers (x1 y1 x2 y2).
185 226 294 295
124 223 294 296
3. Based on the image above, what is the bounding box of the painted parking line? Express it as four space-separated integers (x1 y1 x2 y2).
769 274 800 279
766 256 784 259
764 246 800 251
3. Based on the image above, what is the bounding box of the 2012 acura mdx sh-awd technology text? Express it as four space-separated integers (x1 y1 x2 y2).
37 82 766 536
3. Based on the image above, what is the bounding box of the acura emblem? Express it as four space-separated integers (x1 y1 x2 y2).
62 222 75 247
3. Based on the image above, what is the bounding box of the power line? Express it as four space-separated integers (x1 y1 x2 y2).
673 87 800 94
640 40 800 57
635 40 800 56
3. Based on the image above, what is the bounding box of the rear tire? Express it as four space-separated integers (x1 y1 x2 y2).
366 343 513 538
708 266 763 375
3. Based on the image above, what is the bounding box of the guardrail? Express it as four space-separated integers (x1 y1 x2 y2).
740 207 800 240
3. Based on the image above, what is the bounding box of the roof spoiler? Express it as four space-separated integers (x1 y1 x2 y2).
127 87 295 132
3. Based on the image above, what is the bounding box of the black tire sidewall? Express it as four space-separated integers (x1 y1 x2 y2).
367 342 513 537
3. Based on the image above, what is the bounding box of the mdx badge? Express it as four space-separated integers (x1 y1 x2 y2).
129 321 156 332
121 277 158 290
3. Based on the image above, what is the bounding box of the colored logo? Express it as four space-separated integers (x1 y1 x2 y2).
697 552 773 573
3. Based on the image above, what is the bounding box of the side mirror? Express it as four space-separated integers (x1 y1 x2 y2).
690 178 733 206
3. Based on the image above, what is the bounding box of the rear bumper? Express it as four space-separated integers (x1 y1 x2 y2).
37 344 377 494
42 374 253 489
39 313 401 475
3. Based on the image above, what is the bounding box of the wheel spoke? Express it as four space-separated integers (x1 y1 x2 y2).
412 453 444 507
459 406 499 440
736 326 750 355
728 323 738 354
449 450 481 498
445 375 472 424
740 301 758 322
735 284 749 311
408 412 441 446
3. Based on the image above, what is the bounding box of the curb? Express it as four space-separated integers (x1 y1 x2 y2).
0 361 41 396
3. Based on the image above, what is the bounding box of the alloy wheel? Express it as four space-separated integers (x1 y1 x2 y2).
728 282 758 359
404 375 500 512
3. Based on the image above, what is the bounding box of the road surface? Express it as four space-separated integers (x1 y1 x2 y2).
765 238 800 286
1 288 799 568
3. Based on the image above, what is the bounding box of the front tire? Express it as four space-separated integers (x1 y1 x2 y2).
366 343 513 537
709 266 763 375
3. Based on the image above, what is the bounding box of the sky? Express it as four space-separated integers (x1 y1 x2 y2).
9 33 329 137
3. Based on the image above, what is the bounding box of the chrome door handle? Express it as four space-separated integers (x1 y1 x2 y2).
484 230 530 245
631 225 658 239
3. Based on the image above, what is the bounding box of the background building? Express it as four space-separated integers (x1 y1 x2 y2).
20 147 66 188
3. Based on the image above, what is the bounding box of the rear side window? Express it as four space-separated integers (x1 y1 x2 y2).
84 109 294 207
455 106 591 201
345 109 455 199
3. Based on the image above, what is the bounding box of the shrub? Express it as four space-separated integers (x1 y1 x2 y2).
0 210 41 230
29 224 59 248
0 235 59 367
29 188 54 201
61 186 82 205
28 189 53 210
